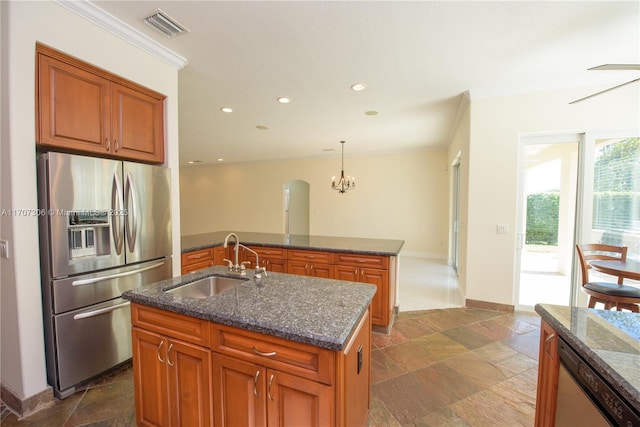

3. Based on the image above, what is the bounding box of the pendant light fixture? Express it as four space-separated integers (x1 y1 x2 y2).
331 141 356 194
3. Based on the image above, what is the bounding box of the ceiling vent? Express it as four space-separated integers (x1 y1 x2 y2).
142 9 189 38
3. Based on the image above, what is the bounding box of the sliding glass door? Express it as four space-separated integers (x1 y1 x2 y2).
516 132 639 310
516 135 579 309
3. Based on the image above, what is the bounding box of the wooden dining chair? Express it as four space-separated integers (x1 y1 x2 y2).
576 243 640 312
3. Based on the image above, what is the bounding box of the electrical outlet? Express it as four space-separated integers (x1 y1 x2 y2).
0 239 8 259
496 224 509 234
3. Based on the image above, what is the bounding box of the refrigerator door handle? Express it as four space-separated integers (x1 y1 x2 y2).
111 172 124 255
73 301 130 320
71 261 165 286
124 172 138 253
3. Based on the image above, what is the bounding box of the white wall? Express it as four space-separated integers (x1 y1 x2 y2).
447 102 470 296
180 150 449 256
463 85 639 306
0 0 181 400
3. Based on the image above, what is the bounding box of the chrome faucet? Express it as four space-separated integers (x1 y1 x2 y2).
223 233 240 272
237 244 267 278
223 233 267 279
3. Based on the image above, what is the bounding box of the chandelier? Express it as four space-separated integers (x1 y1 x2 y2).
331 141 355 194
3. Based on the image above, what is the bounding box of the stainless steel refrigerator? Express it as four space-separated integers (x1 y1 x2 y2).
37 152 173 398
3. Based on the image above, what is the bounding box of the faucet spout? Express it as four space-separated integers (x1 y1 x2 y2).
223 233 240 270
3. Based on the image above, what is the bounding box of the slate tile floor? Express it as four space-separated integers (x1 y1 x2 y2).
1 307 541 426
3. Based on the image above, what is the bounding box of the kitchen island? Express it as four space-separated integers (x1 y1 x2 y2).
123 266 376 426
534 304 639 426
181 231 404 332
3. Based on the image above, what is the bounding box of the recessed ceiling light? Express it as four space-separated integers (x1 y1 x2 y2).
351 83 366 91
256 125 269 130
277 97 290 104
187 160 202 164
217 158 224 162
220 107 233 113
365 110 379 116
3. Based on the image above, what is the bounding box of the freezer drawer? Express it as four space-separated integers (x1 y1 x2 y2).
54 297 132 393
51 258 171 314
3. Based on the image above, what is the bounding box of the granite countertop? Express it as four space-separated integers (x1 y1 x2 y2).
535 304 640 413
181 231 404 256
123 266 376 351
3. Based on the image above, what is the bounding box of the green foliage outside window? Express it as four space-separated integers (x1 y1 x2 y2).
526 192 559 245
593 138 639 242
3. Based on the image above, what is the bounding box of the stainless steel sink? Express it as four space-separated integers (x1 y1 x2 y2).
166 276 247 299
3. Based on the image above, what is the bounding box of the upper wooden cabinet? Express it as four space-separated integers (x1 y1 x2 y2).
36 43 165 164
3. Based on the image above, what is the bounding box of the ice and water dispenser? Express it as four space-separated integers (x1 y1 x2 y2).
67 210 111 259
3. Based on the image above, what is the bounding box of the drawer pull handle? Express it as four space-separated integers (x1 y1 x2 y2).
268 374 274 401
167 343 174 367
544 333 556 357
253 370 260 397
253 347 277 357
157 340 165 363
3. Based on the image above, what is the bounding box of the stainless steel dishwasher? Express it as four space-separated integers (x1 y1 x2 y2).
555 336 639 426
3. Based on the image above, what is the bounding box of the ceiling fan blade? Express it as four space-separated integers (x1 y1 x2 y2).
569 78 640 104
588 64 640 71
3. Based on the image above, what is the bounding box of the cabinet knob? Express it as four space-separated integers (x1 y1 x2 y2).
105 137 110 151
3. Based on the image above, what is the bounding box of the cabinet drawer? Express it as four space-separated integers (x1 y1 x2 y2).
288 249 333 264
249 246 287 260
181 249 213 266
211 324 334 385
334 253 389 270
131 303 210 347
181 259 213 274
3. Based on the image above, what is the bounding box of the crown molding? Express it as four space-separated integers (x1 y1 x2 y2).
53 0 187 70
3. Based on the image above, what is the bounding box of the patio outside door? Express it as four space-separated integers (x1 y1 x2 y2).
516 134 580 309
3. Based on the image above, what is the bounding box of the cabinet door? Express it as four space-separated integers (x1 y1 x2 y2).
37 54 110 153
264 259 288 273
132 328 169 427
168 339 212 427
267 369 334 427
310 263 333 279
333 266 359 282
360 268 388 326
534 320 559 427
288 260 311 277
213 246 227 266
111 84 164 163
212 354 267 427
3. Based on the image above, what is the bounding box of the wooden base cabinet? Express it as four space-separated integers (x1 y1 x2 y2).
240 246 288 273
181 246 229 274
287 250 333 278
131 304 212 427
334 266 388 326
131 303 371 427
213 355 333 427
534 320 559 427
